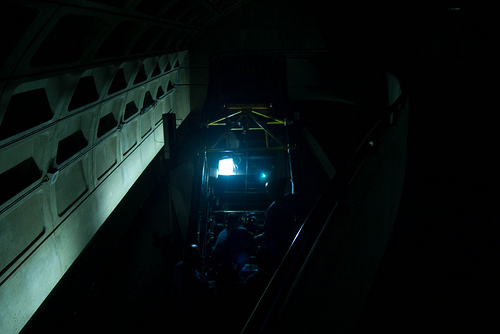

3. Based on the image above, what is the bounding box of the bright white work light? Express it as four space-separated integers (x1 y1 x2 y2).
218 158 235 175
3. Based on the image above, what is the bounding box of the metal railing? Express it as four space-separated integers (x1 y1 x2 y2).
241 92 405 333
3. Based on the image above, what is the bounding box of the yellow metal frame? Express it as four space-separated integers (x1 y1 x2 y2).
207 107 287 151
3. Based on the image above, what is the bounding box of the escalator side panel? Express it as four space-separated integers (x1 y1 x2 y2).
275 99 408 333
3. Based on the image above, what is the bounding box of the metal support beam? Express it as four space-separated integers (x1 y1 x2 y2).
207 107 286 150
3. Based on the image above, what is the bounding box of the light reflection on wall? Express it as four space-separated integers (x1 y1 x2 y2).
0 123 164 334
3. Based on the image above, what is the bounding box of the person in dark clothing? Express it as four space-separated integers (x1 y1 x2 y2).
209 213 254 332
173 244 222 332
211 213 255 273
254 178 297 266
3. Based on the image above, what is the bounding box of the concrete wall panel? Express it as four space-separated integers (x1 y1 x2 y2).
0 236 62 334
94 133 119 182
141 125 164 165
120 118 138 157
97 96 123 139
0 188 46 277
0 49 187 334
153 96 169 125
54 158 90 217
172 84 191 123
140 110 153 139
0 130 50 184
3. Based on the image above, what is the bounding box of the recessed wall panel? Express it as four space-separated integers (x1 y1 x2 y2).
68 75 99 111
120 119 138 156
0 131 50 207
140 111 152 138
95 134 118 180
55 159 88 217
0 88 53 141
153 99 165 125
0 189 45 276
123 101 139 121
54 108 94 167
140 125 164 165
107 67 128 95
0 235 62 334
98 96 123 138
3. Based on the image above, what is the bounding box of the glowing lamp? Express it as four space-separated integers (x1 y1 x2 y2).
218 158 235 175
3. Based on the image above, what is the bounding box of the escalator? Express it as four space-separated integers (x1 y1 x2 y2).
186 51 409 333
242 93 409 333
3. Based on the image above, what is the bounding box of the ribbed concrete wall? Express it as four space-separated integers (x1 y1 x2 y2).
0 50 190 334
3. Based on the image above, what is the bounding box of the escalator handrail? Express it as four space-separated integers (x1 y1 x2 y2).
241 93 405 333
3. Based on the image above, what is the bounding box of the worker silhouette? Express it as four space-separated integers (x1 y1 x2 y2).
211 213 255 330
211 213 254 273
255 177 297 266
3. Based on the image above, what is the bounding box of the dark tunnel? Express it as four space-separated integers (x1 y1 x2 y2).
0 1 495 333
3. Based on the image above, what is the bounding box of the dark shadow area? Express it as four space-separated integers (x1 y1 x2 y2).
0 157 41 206
358 55 496 333
0 88 53 140
108 68 128 95
68 76 100 111
56 130 89 165
20 155 185 333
